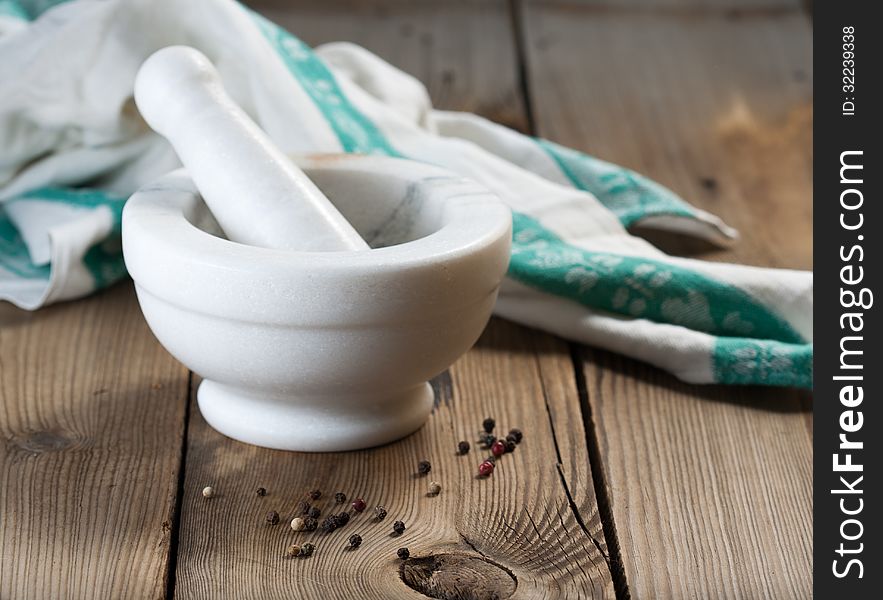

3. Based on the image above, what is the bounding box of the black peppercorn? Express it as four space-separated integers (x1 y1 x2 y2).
309 490 322 501
308 506 321 519
334 492 347 504
321 516 338 533
509 428 522 443
482 417 495 433
506 434 517 444
480 434 496 448
349 534 362 548
375 506 388 521
296 500 311 515
337 512 350 526
256 487 267 497
505 439 516 453
266 510 280 525
458 440 470 455
301 542 315 557
397 547 410 560
304 517 318 531
417 460 431 475
393 520 405 535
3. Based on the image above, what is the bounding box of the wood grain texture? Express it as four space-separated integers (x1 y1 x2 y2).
520 1 813 597
0 284 190 599
174 3 612 598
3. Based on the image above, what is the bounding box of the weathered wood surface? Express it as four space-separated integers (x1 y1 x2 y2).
0 284 190 599
519 0 813 597
174 2 613 598
0 0 814 598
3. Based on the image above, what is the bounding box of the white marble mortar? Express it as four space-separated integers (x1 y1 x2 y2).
122 154 511 451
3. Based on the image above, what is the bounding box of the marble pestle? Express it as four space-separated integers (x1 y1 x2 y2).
133 46 369 252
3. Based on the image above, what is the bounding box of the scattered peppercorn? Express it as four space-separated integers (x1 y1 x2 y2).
308 506 321 519
483 418 495 433
393 520 406 535
256 487 267 497
504 439 516 453
321 516 338 533
478 460 495 477
304 517 318 531
375 506 388 521
509 428 523 443
506 434 517 444
458 440 470 455
417 460 432 475
397 547 410 560
309 490 322 501
428 481 441 496
301 542 315 557
202 486 215 498
349 534 362 548
480 434 496 448
337 512 350 526
296 500 311 515
286 544 301 558
352 498 366 512
291 517 305 531
334 492 347 504
491 440 506 457
266 510 280 525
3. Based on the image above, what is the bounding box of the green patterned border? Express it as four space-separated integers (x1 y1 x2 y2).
507 212 805 344
250 11 401 157
10 188 128 288
713 338 812 388
0 208 50 279
536 138 697 227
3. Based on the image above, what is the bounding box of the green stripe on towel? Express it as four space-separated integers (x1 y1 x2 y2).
535 138 697 227
0 208 50 279
251 11 402 157
713 338 812 389
507 212 805 344
12 187 128 288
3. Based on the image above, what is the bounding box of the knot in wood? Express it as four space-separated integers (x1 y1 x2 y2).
400 553 516 600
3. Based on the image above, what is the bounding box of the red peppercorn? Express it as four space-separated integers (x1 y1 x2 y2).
478 460 494 477
491 440 506 457
352 498 366 512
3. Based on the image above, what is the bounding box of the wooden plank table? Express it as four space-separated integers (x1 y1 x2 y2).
0 0 812 598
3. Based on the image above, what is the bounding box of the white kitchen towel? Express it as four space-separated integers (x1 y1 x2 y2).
0 0 812 388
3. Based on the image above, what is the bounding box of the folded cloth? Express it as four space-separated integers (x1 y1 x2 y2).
0 0 812 388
